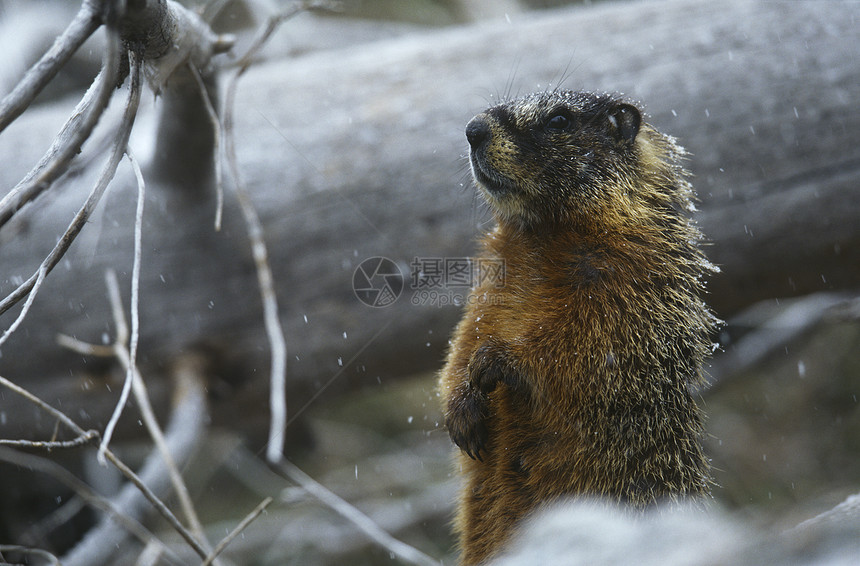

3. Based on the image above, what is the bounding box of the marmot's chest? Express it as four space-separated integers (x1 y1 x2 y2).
465 248 666 393
470 248 640 336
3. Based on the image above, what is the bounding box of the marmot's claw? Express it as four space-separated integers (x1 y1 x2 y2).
451 420 486 461
446 384 489 460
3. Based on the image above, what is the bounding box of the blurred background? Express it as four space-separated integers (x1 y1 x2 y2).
0 0 858 564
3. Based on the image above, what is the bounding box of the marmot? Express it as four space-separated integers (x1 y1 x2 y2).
439 90 719 565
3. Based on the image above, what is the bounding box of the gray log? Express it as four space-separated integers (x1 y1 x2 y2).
0 0 858 440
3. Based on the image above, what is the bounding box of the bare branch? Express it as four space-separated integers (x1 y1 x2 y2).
95 141 145 460
0 264 48 349
200 497 273 566
0 371 208 560
0 30 120 230
56 334 115 356
122 0 233 94
217 0 339 465
230 1 340 71
187 62 224 230
94 275 131 455
0 375 87 436
96 150 147 463
231 169 288 464
0 0 102 133
223 32 287 467
0 5 243 561
0 35 139 319
0 429 98 450
62 361 211 566
94 267 217 559
276 459 440 566
0 446 175 561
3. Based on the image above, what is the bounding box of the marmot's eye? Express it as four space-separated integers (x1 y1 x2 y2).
545 112 571 132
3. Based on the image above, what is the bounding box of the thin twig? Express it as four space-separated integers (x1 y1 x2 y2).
96 275 131 461
96 55 144 464
96 269 216 559
61 363 211 566
124 154 211 554
0 429 98 450
276 459 440 566
95 271 133 452
97 409 210 561
200 497 273 566
0 446 177 562
97 148 146 462
187 62 224 231
231 171 288 465
98 454 207 561
0 26 120 230
0 373 209 560
126 147 145 379
0 40 208 557
57 334 115 356
0 376 86 436
218 0 341 462
223 41 287 466
0 32 136 319
2 371 207 560
231 1 339 70
0 0 102 133
0 263 48 349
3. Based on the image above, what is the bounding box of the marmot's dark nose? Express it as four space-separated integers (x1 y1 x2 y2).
466 117 491 150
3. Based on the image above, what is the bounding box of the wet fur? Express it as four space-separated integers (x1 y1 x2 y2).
439 90 718 565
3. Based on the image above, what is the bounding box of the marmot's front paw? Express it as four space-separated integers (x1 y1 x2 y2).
468 341 521 394
445 381 489 461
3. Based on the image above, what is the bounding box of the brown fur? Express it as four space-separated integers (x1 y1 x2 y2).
438 90 719 565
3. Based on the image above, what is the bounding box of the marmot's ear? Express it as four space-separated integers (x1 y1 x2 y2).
608 103 641 145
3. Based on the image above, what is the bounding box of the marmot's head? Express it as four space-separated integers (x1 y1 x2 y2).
466 90 693 231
